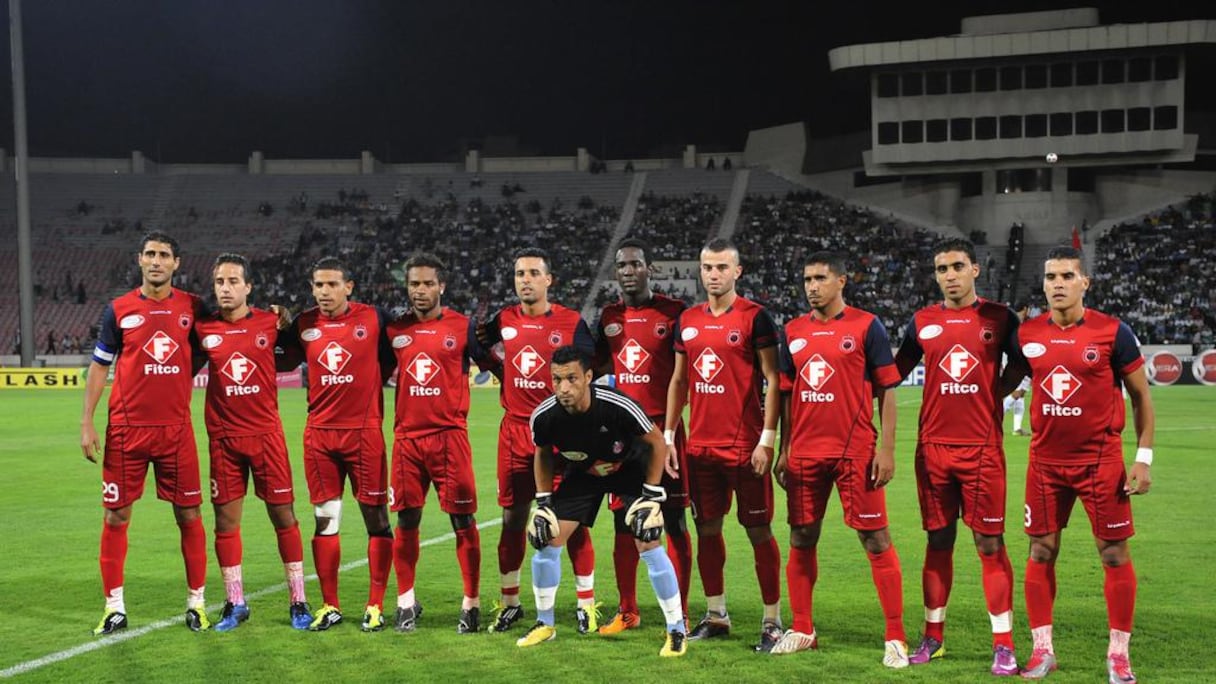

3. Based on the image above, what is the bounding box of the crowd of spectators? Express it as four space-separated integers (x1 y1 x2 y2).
626 192 722 261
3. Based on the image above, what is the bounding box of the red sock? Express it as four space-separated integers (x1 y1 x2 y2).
214 528 242 568
786 546 817 633
980 547 1015 649
454 526 481 600
99 521 129 598
497 528 526 577
868 546 906 642
567 525 596 591
697 533 726 598
1104 561 1137 633
367 535 393 609
753 535 782 606
922 547 953 641
274 523 304 564
667 527 693 614
1023 559 1055 630
178 517 208 591
613 532 640 613
312 534 342 608
393 527 420 595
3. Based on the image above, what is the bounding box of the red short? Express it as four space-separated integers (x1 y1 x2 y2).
915 443 1007 535
496 417 536 508
1024 457 1134 540
608 417 689 512
685 445 773 527
784 455 888 530
209 431 295 506
303 425 388 506
102 423 202 509
391 429 478 514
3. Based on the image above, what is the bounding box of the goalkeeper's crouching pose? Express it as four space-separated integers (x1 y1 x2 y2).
519 345 687 656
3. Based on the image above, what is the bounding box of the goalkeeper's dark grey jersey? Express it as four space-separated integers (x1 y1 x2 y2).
530 385 654 477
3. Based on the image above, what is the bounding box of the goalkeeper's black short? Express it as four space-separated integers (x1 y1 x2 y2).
552 462 646 528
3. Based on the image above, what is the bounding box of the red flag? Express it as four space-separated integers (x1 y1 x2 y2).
1071 225 1081 249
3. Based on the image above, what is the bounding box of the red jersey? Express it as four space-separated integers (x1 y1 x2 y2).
780 307 901 459
595 294 686 418
92 288 202 427
195 308 283 438
674 296 778 449
386 307 479 439
283 302 396 429
1012 309 1144 465
484 303 594 422
896 299 1020 447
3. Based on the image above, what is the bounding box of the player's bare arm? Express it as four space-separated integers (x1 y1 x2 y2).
1123 366 1156 495
641 424 667 487
663 350 688 477
774 393 792 489
80 361 108 462
871 384 897 487
750 344 781 477
533 445 557 496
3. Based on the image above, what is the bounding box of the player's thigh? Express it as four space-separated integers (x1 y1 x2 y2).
1023 459 1076 536
248 430 295 505
958 444 1007 535
728 449 774 527
497 419 535 508
303 426 347 504
430 430 478 515
915 442 963 532
837 456 888 531
209 435 253 505
784 456 835 528
102 425 154 508
685 446 732 523
346 427 388 506
150 423 203 507
390 434 433 512
1076 459 1135 541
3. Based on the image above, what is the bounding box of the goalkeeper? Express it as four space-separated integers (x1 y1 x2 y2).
518 345 687 657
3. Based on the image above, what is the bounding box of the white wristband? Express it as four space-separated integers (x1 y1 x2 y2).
663 429 675 446
759 429 777 449
1134 448 1153 466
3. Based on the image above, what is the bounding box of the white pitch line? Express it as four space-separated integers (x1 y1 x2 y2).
0 518 503 679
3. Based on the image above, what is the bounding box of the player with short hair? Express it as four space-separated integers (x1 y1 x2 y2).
194 253 312 631
279 256 398 632
386 252 483 633
516 346 687 657
772 252 908 667
82 231 210 634
478 247 599 634
894 238 1021 674
1006 247 1155 683
664 238 784 652
1003 302 1031 436
593 238 692 634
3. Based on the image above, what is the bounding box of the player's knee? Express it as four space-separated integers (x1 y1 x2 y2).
449 513 475 531
663 510 687 537
1027 539 1057 563
314 499 342 536
927 524 957 550
744 524 773 546
104 507 131 526
974 533 1004 556
790 526 819 549
694 516 724 537
266 504 297 530
397 508 423 530
174 505 202 525
613 508 631 535
1098 541 1130 567
859 528 891 554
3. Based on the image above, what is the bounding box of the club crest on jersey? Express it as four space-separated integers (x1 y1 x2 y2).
255 332 269 349
617 338 651 373
354 324 368 340
603 323 623 337
392 334 412 349
142 330 180 364
178 314 192 329
443 334 457 350
119 314 145 329
317 341 352 374
653 321 669 338
840 335 857 353
301 328 322 342
548 330 563 348
727 329 742 347
222 352 257 385
1083 345 1100 365
513 345 546 378
980 326 995 344
201 334 223 350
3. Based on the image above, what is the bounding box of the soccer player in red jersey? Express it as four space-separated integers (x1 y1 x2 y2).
594 238 692 634
772 251 908 667
894 238 1021 674
1006 246 1155 683
81 232 211 635
385 253 483 633
279 257 398 632
194 253 312 632
478 247 598 634
664 238 784 652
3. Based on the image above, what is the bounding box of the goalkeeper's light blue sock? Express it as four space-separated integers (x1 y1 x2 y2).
641 546 685 634
532 544 562 626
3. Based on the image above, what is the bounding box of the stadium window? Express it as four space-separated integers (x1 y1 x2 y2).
1050 62 1073 87
1000 66 1022 90
877 121 900 145
1128 107 1151 131
926 71 948 95
1102 59 1125 84
1155 55 1179 80
1025 64 1047 89
902 120 924 143
1050 112 1073 136
1025 114 1048 138
950 69 972 93
1068 168 1096 192
902 72 924 96
976 116 997 140
877 73 899 98
1101 109 1125 133
1128 57 1152 82
1000 115 1023 139
926 119 948 142
950 117 973 141
959 173 982 197
975 67 997 92
1076 61 1099 86
1154 105 1178 130
1076 110 1099 135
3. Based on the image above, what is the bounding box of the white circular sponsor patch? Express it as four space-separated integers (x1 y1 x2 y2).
392 335 412 349
201 334 223 349
119 314 145 329
561 451 589 462
918 324 943 340
788 338 807 354
1022 342 1047 358
300 328 322 342
603 323 623 337
501 326 518 341
681 327 699 341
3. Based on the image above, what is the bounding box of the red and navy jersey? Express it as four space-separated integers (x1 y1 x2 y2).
1010 310 1144 465
281 302 396 429
595 294 686 418
195 308 284 438
896 299 1020 447
386 308 481 439
674 296 779 450
92 288 202 427
780 307 901 459
482 303 594 422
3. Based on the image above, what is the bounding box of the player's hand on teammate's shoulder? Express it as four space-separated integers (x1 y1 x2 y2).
270 304 292 331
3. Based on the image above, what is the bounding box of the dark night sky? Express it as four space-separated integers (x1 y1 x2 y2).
0 1 1204 162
